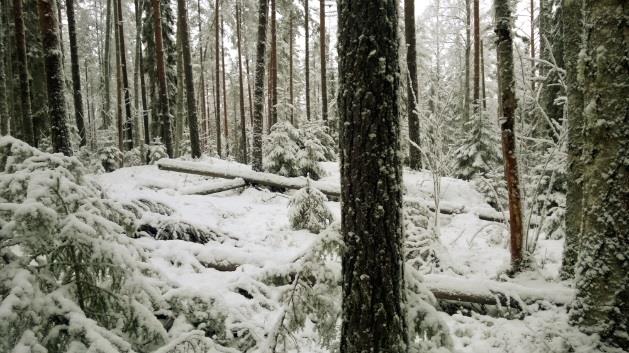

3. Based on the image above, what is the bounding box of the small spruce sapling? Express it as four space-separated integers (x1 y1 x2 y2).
288 179 333 233
263 121 301 176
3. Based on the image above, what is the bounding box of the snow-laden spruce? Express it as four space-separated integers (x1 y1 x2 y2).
288 180 333 234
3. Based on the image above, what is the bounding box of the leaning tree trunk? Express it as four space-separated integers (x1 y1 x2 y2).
236 2 247 164
404 0 421 169
251 0 269 171
304 0 310 121
319 0 327 122
152 0 174 156
37 0 72 156
570 0 628 348
177 0 201 158
495 0 525 273
559 0 584 280
337 0 407 351
66 0 86 147
13 0 35 145
116 0 134 151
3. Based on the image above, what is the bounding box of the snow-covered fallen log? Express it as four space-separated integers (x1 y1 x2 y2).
180 178 247 195
157 159 510 223
424 274 574 309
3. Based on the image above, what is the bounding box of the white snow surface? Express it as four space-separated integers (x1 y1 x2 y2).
93 157 610 353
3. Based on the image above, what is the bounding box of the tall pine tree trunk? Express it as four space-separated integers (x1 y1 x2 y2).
404 0 420 169
0 3 9 135
570 0 628 347
338 0 407 350
288 11 294 125
560 0 584 279
319 0 327 122
221 16 229 156
37 0 71 155
495 0 525 272
464 0 470 121
530 0 536 91
116 0 134 151
480 39 486 110
101 0 112 129
197 0 207 152
175 20 184 156
472 0 480 115
251 0 268 171
236 2 247 163
152 0 174 156
177 0 201 158
66 0 86 146
137 0 149 145
270 0 277 125
13 0 34 145
214 0 222 157
304 0 310 121
114 0 123 149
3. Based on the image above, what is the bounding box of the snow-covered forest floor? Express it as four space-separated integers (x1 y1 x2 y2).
94 158 607 353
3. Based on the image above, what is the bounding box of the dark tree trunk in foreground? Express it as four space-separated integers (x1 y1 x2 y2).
570 0 628 348
177 0 201 158
13 0 35 145
236 2 247 163
319 0 327 122
116 0 134 151
338 0 407 351
495 0 524 272
0 3 9 135
251 0 269 171
38 0 72 156
304 0 310 121
66 0 86 147
152 0 174 156
560 0 584 280
404 0 420 169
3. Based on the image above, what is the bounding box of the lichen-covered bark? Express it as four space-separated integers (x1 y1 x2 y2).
560 0 584 279
570 0 628 347
13 0 34 145
37 0 72 156
337 0 407 351
66 0 86 147
495 0 525 272
251 0 268 171
404 0 421 169
177 0 201 158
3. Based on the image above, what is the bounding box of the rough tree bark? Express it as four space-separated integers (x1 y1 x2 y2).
251 0 269 171
495 0 525 272
37 0 72 155
338 0 407 351
177 0 201 158
404 0 421 169
570 0 628 347
270 0 277 125
0 3 9 135
101 0 112 129
236 2 247 163
13 0 35 145
319 0 327 122
214 0 222 157
288 11 294 125
65 0 86 146
221 16 228 156
152 0 174 156
472 0 480 115
115 0 134 151
559 0 584 280
304 0 310 121
464 0 470 121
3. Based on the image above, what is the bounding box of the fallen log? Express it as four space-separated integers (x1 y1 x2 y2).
157 159 512 223
180 178 247 195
